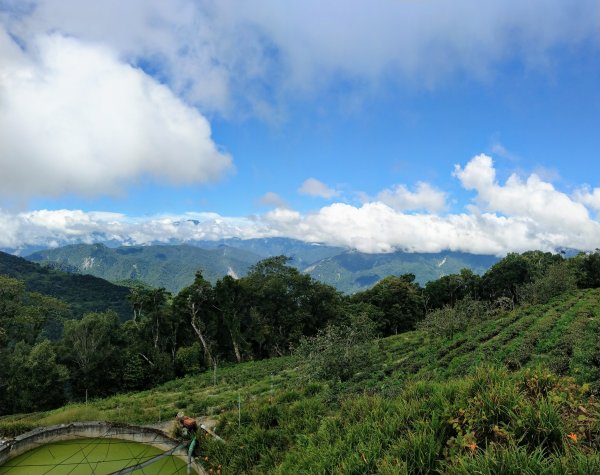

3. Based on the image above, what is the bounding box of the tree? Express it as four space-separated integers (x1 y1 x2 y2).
175 343 203 376
424 269 481 311
214 275 247 363
173 272 217 368
481 253 531 303
25 340 69 410
481 251 563 304
352 274 424 335
519 261 577 305
0 276 26 344
242 256 343 357
5 340 68 412
571 250 600 289
61 311 122 398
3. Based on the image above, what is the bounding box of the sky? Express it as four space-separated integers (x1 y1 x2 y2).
1 0 600 255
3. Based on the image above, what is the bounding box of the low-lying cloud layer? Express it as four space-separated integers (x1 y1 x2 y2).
0 27 232 198
2 156 600 256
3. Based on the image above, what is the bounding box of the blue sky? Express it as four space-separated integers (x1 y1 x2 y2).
1 1 600 255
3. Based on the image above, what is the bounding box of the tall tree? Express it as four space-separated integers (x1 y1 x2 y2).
242 256 341 357
173 272 217 368
214 275 247 363
61 311 122 399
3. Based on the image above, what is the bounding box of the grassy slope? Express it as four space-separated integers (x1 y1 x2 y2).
3 289 600 473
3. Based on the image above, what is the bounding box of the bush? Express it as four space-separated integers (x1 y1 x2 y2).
296 315 376 382
519 263 577 305
175 343 202 376
0 421 37 437
418 298 490 338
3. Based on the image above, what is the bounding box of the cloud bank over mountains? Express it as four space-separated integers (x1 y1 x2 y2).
2 155 600 255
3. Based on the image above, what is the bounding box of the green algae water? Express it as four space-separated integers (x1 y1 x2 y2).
0 438 188 474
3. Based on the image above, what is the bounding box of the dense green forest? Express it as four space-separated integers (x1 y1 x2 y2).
0 251 130 320
3 249 600 473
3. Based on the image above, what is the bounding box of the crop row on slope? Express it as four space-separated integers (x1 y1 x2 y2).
202 366 600 474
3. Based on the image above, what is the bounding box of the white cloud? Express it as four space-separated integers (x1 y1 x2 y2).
2 0 596 116
257 192 288 208
454 154 590 230
376 182 447 213
574 187 600 213
298 178 339 199
4 155 600 255
0 28 233 198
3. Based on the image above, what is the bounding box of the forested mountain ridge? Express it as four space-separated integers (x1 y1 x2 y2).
305 249 498 292
27 243 263 294
189 237 346 268
26 238 499 293
0 250 130 320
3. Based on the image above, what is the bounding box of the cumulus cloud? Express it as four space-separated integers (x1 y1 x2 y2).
376 182 447 213
3 155 600 255
454 154 590 230
298 178 339 199
2 0 597 116
0 27 233 198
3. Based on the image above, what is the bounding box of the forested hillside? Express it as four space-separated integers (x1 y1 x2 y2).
0 251 130 320
27 243 261 293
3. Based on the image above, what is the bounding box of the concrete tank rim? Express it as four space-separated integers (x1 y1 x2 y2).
6 420 177 443
0 420 205 474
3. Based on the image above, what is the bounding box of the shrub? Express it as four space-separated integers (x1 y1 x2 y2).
296 314 376 382
0 421 37 437
519 263 577 305
418 298 490 339
175 343 203 376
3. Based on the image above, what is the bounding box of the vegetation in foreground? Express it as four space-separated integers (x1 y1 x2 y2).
3 283 600 473
4 248 600 472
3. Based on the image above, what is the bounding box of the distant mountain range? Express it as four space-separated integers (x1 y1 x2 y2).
25 238 499 294
27 243 260 294
304 249 498 293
